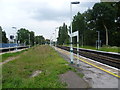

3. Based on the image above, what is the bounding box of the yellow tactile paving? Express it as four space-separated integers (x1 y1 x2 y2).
56 47 120 78
74 56 120 78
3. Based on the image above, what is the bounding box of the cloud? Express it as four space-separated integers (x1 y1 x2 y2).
32 7 69 21
0 0 100 39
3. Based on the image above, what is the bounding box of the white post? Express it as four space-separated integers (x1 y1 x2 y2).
70 3 73 64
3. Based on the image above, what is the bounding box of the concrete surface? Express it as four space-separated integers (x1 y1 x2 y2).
55 47 119 89
59 71 89 88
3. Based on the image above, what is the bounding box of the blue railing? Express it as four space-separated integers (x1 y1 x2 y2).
0 43 18 48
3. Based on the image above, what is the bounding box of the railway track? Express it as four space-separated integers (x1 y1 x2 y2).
57 46 120 69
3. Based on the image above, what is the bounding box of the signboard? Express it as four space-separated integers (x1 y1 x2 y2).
72 31 78 37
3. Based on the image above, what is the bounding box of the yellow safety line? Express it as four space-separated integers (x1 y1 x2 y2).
74 56 120 78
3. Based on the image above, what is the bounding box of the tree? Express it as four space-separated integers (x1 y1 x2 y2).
57 23 69 45
72 12 86 46
0 26 8 43
17 28 36 46
45 39 50 44
17 28 30 45
34 35 45 45
91 2 116 46
29 31 35 46
113 1 120 46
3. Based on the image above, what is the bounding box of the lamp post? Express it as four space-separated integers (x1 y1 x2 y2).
55 27 59 48
50 33 54 46
70 1 80 64
29 33 30 48
52 33 54 46
96 31 100 49
12 27 17 51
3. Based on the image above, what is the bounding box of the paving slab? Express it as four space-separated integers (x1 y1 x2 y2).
59 71 89 88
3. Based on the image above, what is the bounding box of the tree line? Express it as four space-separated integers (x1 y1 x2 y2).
0 26 50 46
57 2 120 47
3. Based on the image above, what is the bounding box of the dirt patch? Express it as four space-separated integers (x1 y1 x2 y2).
30 70 42 78
0 56 20 65
59 71 89 88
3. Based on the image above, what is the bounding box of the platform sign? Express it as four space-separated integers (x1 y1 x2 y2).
72 31 78 37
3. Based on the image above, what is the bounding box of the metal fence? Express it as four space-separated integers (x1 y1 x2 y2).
0 43 18 48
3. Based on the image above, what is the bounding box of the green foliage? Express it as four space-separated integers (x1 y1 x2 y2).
45 39 50 44
34 35 45 45
29 31 35 46
17 28 30 45
17 28 46 46
64 2 120 47
57 23 69 45
0 26 8 43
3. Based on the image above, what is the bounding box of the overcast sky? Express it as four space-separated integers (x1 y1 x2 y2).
0 0 100 40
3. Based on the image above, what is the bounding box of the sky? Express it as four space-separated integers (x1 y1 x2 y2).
0 0 100 40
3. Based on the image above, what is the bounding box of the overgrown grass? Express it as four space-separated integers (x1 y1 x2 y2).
80 46 119 53
99 47 119 53
63 45 119 53
1 49 28 62
2 45 76 88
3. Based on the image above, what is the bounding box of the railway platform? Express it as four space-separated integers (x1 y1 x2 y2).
54 46 120 88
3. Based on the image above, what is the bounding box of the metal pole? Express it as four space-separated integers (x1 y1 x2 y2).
70 3 73 64
77 32 79 66
97 31 100 49
98 31 100 49
70 2 80 64
82 34 83 47
50 35 53 46
55 29 57 49
12 27 17 51
50 37 51 46
16 35 17 50
9 35 10 52
29 34 30 48
50 39 51 46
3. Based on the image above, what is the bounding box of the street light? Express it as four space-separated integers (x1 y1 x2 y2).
70 1 80 64
29 33 30 48
50 33 54 46
12 27 17 51
55 27 59 48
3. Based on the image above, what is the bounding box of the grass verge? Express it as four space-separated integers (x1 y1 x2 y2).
2 45 76 88
1 49 28 62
